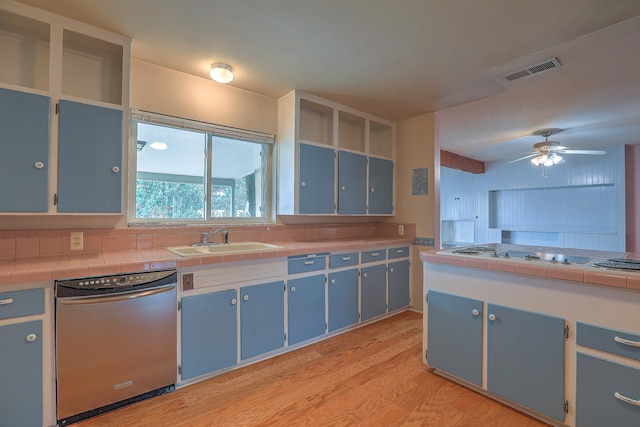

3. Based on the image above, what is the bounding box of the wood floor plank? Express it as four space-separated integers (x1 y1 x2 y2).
76 311 549 427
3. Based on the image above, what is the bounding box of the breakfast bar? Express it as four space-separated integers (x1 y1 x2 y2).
421 244 640 427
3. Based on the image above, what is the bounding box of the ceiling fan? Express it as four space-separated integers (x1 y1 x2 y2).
509 130 607 167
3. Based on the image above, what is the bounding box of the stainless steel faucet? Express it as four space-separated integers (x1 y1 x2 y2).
201 227 229 245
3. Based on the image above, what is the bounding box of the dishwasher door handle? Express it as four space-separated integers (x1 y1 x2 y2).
57 284 176 305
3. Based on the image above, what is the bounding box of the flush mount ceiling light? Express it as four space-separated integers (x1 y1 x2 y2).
210 63 234 83
149 141 168 151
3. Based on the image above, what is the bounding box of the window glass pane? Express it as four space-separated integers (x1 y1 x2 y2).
136 123 206 219
211 136 264 218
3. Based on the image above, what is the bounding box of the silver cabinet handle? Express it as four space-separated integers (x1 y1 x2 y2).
230 298 237 305
112 166 120 173
34 162 45 169
371 253 379 257
26 333 37 342
390 268 394 272
342 256 351 261
0 298 14 305
615 392 640 407
363 273 368 278
330 279 336 284
303 260 314 265
614 336 640 347
290 287 296 292
488 314 496 321
301 181 306 187
396 249 405 253
243 295 249 301
370 188 375 192
472 309 480 316
341 185 346 190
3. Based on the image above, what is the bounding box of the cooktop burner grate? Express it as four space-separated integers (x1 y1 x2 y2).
452 246 495 255
592 258 640 271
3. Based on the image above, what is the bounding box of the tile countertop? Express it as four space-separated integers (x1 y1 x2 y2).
0 237 415 287
420 244 640 291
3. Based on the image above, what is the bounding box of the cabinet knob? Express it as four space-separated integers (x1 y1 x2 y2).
390 268 394 272
34 162 45 169
26 333 37 342
330 279 336 284
363 273 368 278
243 295 249 301
341 185 346 191
370 188 375 192
488 314 496 321
290 286 296 292
230 298 237 305
301 181 306 187
112 166 120 173
472 309 480 316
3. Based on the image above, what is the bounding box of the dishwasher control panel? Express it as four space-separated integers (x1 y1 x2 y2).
55 270 177 296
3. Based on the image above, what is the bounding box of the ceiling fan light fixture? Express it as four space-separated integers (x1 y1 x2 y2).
210 63 234 83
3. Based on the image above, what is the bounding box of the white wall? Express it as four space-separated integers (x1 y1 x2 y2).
441 144 626 251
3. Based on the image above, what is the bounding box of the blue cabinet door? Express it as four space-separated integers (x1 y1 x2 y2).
181 289 237 380
57 100 122 213
0 88 50 212
388 260 410 311
328 269 359 331
361 264 387 320
338 151 367 214
487 304 565 421
368 157 393 214
0 321 42 427
299 143 335 214
427 291 483 386
287 274 326 345
240 281 285 360
576 352 640 427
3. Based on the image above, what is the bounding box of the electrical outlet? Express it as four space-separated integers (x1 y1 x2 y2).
70 232 83 251
398 225 404 236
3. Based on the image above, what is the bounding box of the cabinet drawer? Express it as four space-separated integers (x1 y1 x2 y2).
388 246 410 259
361 249 386 263
0 289 44 321
329 253 359 269
577 322 640 361
576 353 640 427
288 255 327 275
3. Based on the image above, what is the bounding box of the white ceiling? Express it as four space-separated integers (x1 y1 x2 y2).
15 0 640 161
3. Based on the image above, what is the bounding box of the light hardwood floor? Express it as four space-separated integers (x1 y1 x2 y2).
76 311 548 426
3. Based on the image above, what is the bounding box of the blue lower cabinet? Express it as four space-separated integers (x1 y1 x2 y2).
0 321 42 427
487 304 565 422
388 260 410 311
328 269 359 332
361 264 387 321
287 275 326 345
181 289 238 380
240 281 285 360
427 291 483 386
577 352 640 427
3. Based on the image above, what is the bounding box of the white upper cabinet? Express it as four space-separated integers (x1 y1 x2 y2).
277 90 395 216
0 2 131 214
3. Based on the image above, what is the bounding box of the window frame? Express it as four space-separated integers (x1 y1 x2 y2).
128 110 275 226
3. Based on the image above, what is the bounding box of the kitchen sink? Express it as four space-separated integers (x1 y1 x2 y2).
167 242 282 257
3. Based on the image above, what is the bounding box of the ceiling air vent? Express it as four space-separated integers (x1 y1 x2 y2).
500 57 561 82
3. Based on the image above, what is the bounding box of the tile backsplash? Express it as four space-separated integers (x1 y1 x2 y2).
0 222 414 259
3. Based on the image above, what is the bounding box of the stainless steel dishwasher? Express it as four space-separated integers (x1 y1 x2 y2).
55 270 177 426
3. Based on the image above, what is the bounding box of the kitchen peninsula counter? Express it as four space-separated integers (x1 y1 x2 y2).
0 237 414 287
421 244 640 291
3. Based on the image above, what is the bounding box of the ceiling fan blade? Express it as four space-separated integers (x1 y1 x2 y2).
557 149 607 155
507 153 538 163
